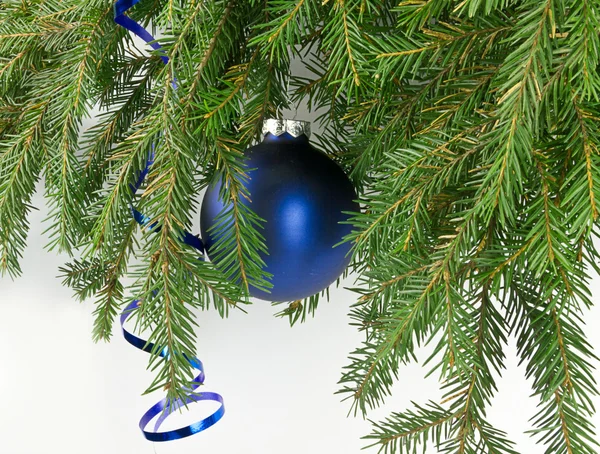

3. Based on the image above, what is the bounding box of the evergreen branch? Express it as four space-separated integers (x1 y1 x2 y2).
365 402 457 453
403 192 423 250
88 124 152 253
552 309 573 391
43 2 116 252
376 26 509 59
337 0 361 86
204 136 271 294
164 0 208 59
340 267 443 414
224 175 249 288
558 95 600 245
134 69 204 401
395 0 454 32
181 0 236 128
524 152 578 295
356 264 430 305
495 2 550 109
513 277 599 454
380 410 455 443
554 390 575 454
354 187 419 247
0 50 27 79
571 94 598 219
267 0 305 44
93 273 124 341
564 0 600 101
321 0 366 96
92 218 137 342
202 48 260 121
60 258 109 302
488 235 538 279
349 65 456 179
454 293 487 453
538 159 556 263
353 128 482 253
83 59 156 176
0 32 41 39
0 101 47 276
251 0 321 64
238 3 291 140
476 0 555 224
193 48 274 294
70 7 112 112
439 280 515 454
178 256 240 309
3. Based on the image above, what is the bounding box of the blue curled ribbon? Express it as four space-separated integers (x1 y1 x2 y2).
120 301 225 441
115 0 224 441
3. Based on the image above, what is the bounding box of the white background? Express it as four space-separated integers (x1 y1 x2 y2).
1 181 599 454
1 56 599 454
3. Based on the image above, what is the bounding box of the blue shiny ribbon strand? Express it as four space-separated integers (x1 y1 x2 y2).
114 0 168 64
114 0 224 441
120 301 225 442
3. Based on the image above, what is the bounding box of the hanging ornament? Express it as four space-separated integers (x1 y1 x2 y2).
200 119 360 302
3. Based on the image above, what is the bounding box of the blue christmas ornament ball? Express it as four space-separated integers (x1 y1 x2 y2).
200 123 359 302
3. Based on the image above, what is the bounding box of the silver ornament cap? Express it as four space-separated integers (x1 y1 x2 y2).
262 119 311 139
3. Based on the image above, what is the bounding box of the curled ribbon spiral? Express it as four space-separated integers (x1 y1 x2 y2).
115 0 225 441
120 301 225 441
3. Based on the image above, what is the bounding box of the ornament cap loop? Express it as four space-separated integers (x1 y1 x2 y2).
262 119 311 139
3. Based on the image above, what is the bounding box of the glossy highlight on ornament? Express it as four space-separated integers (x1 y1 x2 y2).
114 0 224 441
201 125 360 302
